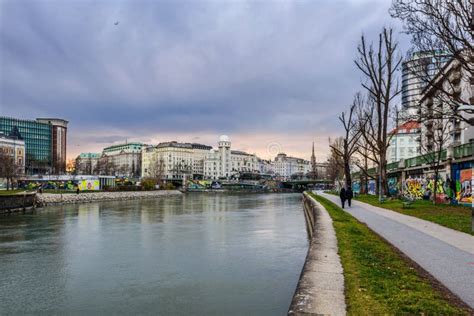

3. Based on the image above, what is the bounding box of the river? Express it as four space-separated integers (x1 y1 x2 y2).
0 193 308 315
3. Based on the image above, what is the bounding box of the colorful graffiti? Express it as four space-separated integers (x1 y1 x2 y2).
78 180 100 191
404 178 424 199
352 181 361 194
368 180 376 195
18 180 77 191
457 169 472 204
402 174 454 203
388 177 399 197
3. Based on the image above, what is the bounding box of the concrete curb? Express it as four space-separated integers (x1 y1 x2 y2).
288 192 346 316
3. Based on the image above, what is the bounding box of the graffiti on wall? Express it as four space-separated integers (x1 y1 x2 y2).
457 169 472 204
352 181 361 194
404 178 425 199
388 177 399 197
78 180 100 191
403 173 455 203
368 180 376 195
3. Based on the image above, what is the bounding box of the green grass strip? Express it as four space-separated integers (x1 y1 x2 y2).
324 191 472 235
308 192 470 315
355 194 473 235
0 190 33 196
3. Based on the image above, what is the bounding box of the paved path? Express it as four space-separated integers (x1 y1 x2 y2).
318 192 474 308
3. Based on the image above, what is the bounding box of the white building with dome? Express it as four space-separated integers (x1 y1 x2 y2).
142 135 260 181
203 135 259 180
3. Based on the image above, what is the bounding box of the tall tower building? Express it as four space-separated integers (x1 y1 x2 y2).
401 50 451 118
36 118 68 172
218 135 231 178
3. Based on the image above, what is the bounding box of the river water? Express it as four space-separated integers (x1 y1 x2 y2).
0 193 307 315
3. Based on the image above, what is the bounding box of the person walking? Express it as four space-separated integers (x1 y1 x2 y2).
346 187 354 207
339 187 347 209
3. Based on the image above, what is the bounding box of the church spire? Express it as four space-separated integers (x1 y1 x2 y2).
311 141 317 179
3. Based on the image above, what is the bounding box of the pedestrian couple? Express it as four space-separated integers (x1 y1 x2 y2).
339 186 353 209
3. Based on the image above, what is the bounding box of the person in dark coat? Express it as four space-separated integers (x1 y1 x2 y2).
339 187 347 209
346 187 354 207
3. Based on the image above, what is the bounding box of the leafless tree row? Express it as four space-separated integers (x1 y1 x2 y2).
330 27 401 196
391 0 473 122
329 1 472 199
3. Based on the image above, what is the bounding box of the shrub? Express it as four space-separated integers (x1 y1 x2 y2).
164 182 176 190
142 178 157 191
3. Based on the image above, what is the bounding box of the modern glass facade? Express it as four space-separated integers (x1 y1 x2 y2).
0 116 68 174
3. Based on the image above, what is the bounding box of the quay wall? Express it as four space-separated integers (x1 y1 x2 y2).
36 190 182 206
0 192 37 213
288 192 346 315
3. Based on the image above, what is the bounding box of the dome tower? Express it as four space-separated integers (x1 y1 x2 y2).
218 135 231 178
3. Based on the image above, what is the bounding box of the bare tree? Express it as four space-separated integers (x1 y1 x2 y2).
416 105 452 204
353 140 378 194
355 96 387 195
391 0 473 122
75 157 93 175
354 27 402 196
327 137 346 187
0 152 21 190
118 164 128 177
391 0 472 72
148 155 165 186
330 95 362 188
95 156 117 176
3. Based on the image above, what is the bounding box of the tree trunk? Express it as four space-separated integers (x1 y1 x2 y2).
433 169 439 205
379 152 388 196
344 160 351 189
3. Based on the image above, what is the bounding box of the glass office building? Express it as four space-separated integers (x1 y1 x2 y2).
0 116 68 174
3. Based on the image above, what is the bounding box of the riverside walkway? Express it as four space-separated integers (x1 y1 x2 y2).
319 192 474 308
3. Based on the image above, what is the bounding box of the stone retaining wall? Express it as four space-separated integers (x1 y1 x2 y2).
0 193 37 213
288 192 346 315
37 190 182 206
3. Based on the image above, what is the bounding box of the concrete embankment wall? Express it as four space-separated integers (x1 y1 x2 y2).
0 192 37 214
288 192 346 316
36 190 182 206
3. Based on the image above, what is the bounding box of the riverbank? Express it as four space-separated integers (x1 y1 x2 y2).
289 192 346 315
0 192 37 213
311 192 472 314
36 190 182 206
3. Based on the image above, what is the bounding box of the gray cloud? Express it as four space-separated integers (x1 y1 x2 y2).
0 0 406 158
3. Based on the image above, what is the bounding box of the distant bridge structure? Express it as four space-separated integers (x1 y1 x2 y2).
280 179 333 192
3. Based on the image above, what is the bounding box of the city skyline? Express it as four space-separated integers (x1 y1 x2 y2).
0 0 407 161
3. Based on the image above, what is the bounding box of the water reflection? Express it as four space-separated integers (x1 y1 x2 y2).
0 193 307 315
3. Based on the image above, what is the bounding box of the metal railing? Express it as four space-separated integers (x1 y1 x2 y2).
453 142 474 159
353 143 472 178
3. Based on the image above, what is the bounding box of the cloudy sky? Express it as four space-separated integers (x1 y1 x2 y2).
0 0 407 161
